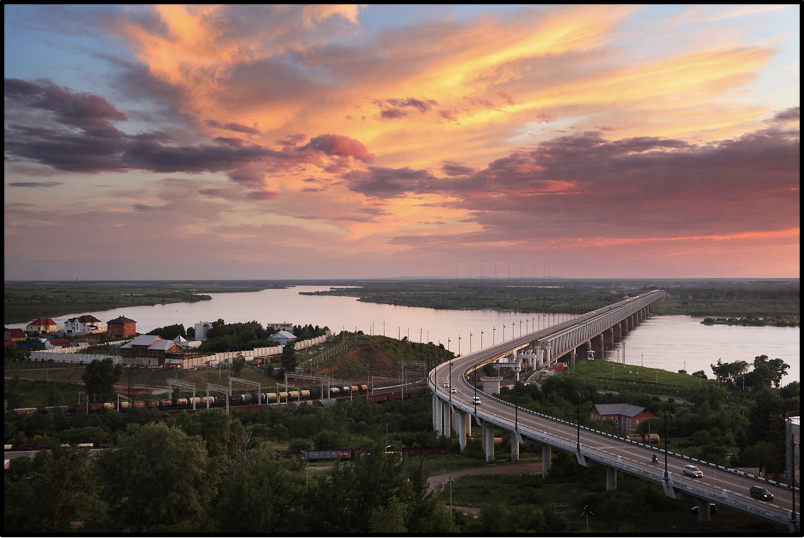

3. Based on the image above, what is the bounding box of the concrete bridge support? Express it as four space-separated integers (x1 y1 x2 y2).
433 395 441 433
482 422 495 462
441 401 451 437
696 498 711 522
455 408 467 450
511 431 520 462
542 444 552 477
606 467 618 490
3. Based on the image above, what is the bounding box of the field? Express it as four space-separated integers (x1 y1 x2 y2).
567 359 716 392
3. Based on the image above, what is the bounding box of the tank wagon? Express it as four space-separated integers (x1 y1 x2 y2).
65 384 369 413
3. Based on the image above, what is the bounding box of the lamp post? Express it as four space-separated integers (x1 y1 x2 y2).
514 378 519 432
469 332 472 354
663 411 672 481
474 366 478 413
577 391 582 452
503 324 506 341
493 327 496 346
458 335 461 356
480 330 484 349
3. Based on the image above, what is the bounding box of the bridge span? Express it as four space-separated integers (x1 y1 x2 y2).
428 290 799 531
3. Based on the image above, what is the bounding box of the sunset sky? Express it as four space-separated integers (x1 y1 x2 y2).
4 4 800 280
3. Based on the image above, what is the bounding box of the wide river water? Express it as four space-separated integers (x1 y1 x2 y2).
10 286 799 385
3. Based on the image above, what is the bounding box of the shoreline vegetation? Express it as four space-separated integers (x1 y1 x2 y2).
4 278 799 325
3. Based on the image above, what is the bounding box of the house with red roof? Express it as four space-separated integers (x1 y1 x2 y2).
589 403 656 434
26 318 58 333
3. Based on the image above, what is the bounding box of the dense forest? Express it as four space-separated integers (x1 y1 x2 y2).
4 396 458 534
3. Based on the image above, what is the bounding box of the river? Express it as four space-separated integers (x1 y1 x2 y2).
9 285 799 385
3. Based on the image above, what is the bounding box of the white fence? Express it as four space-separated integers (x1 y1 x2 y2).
29 351 122 365
29 333 330 367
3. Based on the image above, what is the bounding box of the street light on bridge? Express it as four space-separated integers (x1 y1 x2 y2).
469 332 472 353
663 411 672 481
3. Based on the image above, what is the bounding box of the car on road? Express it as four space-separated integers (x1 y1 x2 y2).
443 382 450 387
472 396 481 405
450 388 457 393
683 465 703 478
749 485 774 501
690 503 718 515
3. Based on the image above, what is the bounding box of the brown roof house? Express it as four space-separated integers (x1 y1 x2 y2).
589 403 656 434
107 316 137 338
26 318 58 333
64 315 106 335
120 334 183 367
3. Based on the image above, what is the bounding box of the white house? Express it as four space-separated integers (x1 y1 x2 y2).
64 315 106 335
269 330 297 346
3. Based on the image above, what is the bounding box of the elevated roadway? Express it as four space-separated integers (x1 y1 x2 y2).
428 290 799 531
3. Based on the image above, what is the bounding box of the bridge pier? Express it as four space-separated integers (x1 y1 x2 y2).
432 395 440 433
542 445 552 477
511 431 519 462
455 408 467 450
482 422 494 462
606 467 617 490
696 498 711 522
441 400 451 437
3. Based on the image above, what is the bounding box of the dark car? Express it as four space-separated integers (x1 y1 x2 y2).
749 485 774 501
690 503 718 515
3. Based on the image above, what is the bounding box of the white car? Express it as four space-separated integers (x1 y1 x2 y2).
443 382 450 387
450 388 457 393
683 465 703 478
472 396 481 405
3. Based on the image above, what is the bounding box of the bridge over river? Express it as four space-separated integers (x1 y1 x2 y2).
429 290 799 531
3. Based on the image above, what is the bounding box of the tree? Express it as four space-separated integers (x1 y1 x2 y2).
81 358 122 403
281 341 297 372
95 422 217 533
4 446 105 533
231 353 246 376
211 445 305 533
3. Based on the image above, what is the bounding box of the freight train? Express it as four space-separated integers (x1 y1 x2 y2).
63 384 370 413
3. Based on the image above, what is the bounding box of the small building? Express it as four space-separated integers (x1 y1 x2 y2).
26 318 58 333
269 330 297 346
4 328 27 343
267 322 294 332
194 321 214 341
64 315 106 335
589 403 656 434
107 316 137 338
120 334 184 366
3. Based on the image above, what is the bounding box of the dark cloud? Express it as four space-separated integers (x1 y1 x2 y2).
4 78 127 137
770 107 799 123
205 119 260 135
380 108 407 120
245 190 280 201
343 166 436 197
275 134 307 146
5 78 377 180
332 121 798 243
132 204 159 211
303 134 375 163
373 97 438 120
8 181 62 188
441 161 475 177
